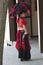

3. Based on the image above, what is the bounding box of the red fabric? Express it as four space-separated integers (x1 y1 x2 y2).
15 42 19 50
15 40 25 50
15 30 20 50
15 30 31 51
15 30 25 50
15 19 31 51
16 18 27 28
16 19 19 23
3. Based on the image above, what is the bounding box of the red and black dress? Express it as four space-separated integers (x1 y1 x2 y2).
15 18 31 61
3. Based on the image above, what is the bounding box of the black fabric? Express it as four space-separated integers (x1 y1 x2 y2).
18 48 31 60
18 48 25 58
18 33 31 60
24 34 29 50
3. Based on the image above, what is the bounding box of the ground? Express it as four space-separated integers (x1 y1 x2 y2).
3 39 43 65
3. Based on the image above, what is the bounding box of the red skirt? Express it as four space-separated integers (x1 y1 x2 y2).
15 30 31 51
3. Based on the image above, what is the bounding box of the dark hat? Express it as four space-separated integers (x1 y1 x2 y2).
9 2 31 18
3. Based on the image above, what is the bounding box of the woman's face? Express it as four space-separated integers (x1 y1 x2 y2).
20 13 26 18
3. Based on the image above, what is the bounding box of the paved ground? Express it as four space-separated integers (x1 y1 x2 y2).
3 39 43 65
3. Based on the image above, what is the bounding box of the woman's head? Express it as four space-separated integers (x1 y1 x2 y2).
17 10 27 18
20 12 26 18
16 8 27 19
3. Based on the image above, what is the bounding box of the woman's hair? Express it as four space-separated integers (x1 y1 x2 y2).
18 11 26 18
16 12 25 20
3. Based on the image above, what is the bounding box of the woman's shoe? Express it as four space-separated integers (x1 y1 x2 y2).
20 58 24 61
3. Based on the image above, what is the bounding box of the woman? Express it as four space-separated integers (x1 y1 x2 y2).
15 11 31 61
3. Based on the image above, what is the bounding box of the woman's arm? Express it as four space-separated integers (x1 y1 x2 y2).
23 25 28 34
23 25 31 39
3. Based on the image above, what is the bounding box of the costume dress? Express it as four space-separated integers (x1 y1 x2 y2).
15 18 31 60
